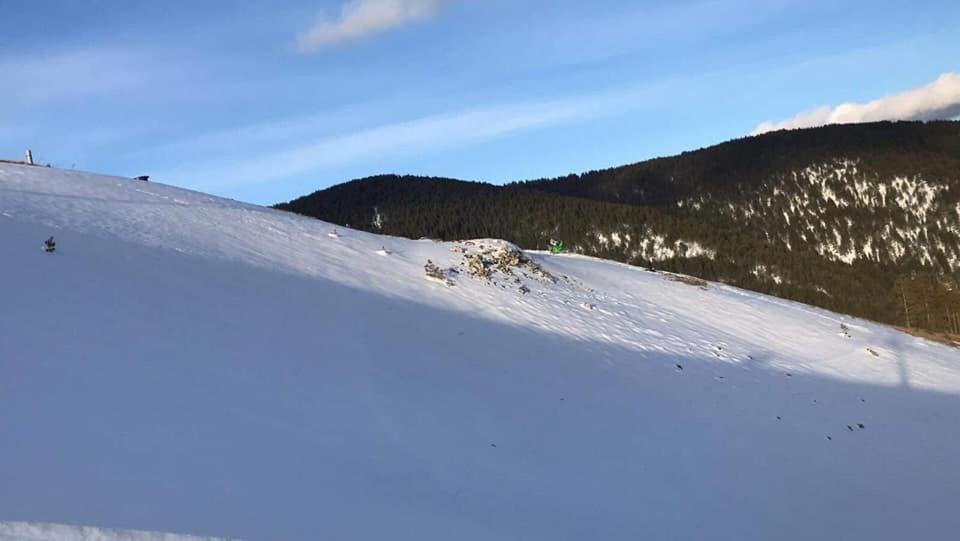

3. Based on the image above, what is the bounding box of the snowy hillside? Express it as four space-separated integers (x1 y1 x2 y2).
2 162 960 540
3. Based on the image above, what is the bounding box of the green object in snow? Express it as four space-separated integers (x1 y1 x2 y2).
549 239 565 254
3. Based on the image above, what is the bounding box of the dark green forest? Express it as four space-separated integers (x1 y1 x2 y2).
276 121 960 336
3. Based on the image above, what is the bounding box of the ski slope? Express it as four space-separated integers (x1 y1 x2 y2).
1 162 959 540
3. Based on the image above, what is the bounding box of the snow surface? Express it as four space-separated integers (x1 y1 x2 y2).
2 162 960 540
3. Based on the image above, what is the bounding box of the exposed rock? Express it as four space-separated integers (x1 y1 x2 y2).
457 244 556 293
464 253 491 279
664 273 708 289
424 259 455 286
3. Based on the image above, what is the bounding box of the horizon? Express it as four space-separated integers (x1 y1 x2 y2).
3 0 960 205
275 118 960 200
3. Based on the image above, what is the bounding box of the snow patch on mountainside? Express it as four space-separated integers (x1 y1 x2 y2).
752 264 785 284
591 229 715 262
686 158 960 268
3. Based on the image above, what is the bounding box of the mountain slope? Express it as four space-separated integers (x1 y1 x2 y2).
277 121 960 333
2 163 960 540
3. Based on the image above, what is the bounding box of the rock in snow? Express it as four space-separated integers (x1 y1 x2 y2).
1 162 960 540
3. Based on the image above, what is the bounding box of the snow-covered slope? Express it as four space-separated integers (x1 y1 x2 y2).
2 162 960 540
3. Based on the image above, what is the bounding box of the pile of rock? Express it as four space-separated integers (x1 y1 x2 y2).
491 248 522 273
464 252 492 279
424 259 455 287
461 246 555 284
523 257 555 284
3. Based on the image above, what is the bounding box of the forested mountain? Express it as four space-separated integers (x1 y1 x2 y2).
276 120 960 335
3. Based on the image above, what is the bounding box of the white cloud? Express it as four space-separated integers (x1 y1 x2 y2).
296 0 442 52
752 72 960 135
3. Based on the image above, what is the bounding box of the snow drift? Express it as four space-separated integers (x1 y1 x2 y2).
1 162 959 540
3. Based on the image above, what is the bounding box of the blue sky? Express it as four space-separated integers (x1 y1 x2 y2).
2 0 959 204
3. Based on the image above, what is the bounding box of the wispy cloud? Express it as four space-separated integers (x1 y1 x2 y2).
0 49 151 109
0 47 209 117
296 0 442 52
152 83 663 190
752 72 960 135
